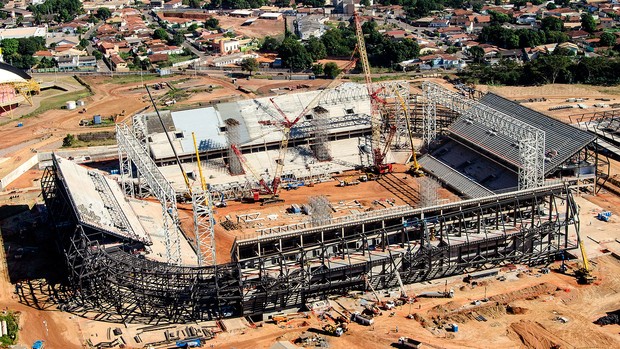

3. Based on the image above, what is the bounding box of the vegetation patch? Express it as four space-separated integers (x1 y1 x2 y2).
0 311 19 346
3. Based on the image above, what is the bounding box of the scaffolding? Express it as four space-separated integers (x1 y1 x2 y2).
422 82 546 190
308 195 332 227
225 118 244 176
192 189 216 266
116 123 182 265
311 106 332 161
418 176 440 207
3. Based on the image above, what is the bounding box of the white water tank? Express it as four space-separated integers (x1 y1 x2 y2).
66 101 77 110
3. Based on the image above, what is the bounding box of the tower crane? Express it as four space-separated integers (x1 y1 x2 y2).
353 12 391 175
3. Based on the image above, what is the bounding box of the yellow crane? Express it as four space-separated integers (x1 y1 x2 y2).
575 239 595 284
192 132 207 191
393 87 424 177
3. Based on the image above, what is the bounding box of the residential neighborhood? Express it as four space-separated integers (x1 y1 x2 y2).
0 0 616 78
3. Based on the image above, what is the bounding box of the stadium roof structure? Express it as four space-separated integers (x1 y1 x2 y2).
0 61 31 84
450 93 596 174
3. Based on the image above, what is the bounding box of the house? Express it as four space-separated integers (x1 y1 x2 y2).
599 17 615 29
295 14 328 40
418 54 466 70
219 40 240 54
109 54 129 72
164 0 183 9
149 53 169 64
259 13 283 20
56 55 97 71
230 10 254 18
211 52 259 67
429 18 450 28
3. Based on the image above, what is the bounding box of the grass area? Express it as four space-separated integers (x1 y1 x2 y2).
0 312 19 346
15 89 92 122
101 74 160 85
69 138 117 147
168 54 196 65
348 74 411 83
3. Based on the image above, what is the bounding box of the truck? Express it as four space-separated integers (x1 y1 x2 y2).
322 324 345 337
398 337 422 349
351 312 374 326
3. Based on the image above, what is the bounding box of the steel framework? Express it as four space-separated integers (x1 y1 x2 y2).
116 123 182 265
43 156 580 323
192 189 217 266
422 82 546 190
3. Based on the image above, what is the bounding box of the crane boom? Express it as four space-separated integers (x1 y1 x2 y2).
192 132 207 191
230 144 272 194
353 12 382 169
393 88 423 176
145 84 192 195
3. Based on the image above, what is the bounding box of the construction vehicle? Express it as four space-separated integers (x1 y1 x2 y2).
351 311 374 326
322 324 345 337
394 87 424 177
353 12 393 175
575 239 596 284
230 144 284 205
271 314 289 324
398 337 422 349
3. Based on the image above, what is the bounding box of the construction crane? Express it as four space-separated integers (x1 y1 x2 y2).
192 132 207 191
145 84 192 198
229 144 282 204
393 88 424 177
262 58 358 201
575 239 596 284
353 12 391 175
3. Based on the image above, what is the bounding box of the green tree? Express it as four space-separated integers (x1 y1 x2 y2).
541 16 563 32
95 7 111 20
312 63 324 76
188 0 201 8
323 62 341 79
205 17 220 30
261 36 280 52
278 37 313 71
468 45 485 63
153 28 169 41
581 13 597 33
78 38 89 49
188 23 198 33
1 39 19 56
240 57 259 75
546 2 556 10
170 32 185 45
93 50 103 60
489 10 511 24
63 134 76 147
304 36 327 61
600 31 616 47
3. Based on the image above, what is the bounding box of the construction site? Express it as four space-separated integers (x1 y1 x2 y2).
2 16 620 349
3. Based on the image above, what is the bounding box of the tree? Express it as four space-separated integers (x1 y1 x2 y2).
489 10 511 24
1 39 19 56
302 0 324 7
323 62 341 79
240 57 259 75
600 31 616 47
188 0 201 8
581 13 597 33
261 36 280 52
541 16 563 32
93 50 103 60
205 17 219 30
63 134 76 147
153 28 169 41
170 32 185 46
95 7 111 21
188 23 198 33
278 37 313 71
546 2 556 10
468 45 485 63
78 38 89 49
304 36 327 61
312 63 323 76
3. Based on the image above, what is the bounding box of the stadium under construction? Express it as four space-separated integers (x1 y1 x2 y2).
40 81 603 323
